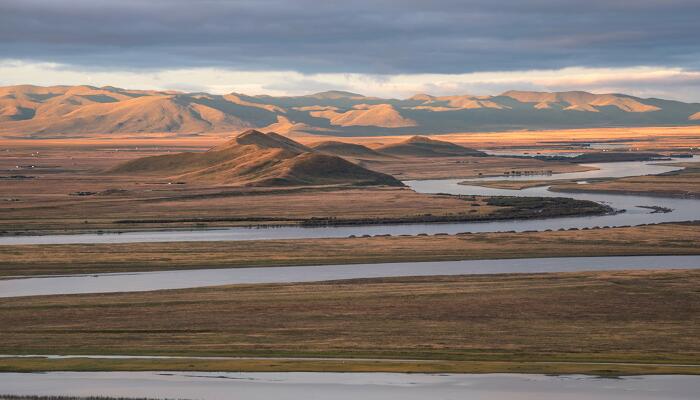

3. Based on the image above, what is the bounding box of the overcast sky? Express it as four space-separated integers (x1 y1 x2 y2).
1 0 699 101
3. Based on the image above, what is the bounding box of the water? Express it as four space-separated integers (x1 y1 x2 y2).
0 372 698 399
482 149 584 157
462 159 685 181
2 255 699 298
1 158 695 245
3 159 699 396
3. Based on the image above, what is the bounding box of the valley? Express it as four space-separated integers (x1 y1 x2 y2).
0 132 608 235
4 2 700 398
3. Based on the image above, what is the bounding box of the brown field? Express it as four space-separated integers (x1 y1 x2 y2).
0 144 606 234
2 223 698 278
3 356 698 375
325 126 700 152
357 155 591 180
1 269 698 373
3 125 700 151
462 179 577 190
550 162 700 198
0 182 500 234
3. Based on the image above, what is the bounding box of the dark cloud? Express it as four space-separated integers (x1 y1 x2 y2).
1 0 698 74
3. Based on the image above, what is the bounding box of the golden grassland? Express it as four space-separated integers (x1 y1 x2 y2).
462 179 576 190
357 155 591 180
2 357 699 376
1 223 699 277
0 145 604 234
324 125 700 151
1 269 699 374
3 125 699 150
551 162 700 198
464 161 700 195
0 183 499 234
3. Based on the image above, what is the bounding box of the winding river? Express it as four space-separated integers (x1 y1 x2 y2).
0 371 698 399
0 157 697 245
2 158 700 397
3 255 699 298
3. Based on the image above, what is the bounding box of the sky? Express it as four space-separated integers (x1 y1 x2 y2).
1 0 699 101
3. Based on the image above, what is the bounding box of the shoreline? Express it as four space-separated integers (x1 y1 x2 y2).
1 356 699 376
0 195 613 238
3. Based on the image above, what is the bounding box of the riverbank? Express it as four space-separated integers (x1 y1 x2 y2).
1 269 698 374
1 222 699 278
1 357 699 375
549 162 700 199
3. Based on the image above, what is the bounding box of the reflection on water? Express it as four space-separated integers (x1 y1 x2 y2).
462 158 686 182
2 255 699 298
0 372 698 400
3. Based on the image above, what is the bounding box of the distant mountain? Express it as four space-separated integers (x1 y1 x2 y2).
2 85 700 138
112 129 403 187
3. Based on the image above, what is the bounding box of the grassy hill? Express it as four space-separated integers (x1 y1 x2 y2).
112 130 403 187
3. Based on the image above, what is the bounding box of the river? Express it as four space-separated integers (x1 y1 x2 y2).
0 158 697 245
2 158 699 397
2 255 699 298
0 372 698 399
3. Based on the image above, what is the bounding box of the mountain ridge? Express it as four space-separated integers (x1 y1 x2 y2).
2 85 699 137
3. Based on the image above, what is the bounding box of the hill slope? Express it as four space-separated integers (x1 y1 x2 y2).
309 104 416 128
312 141 386 158
2 85 700 137
112 130 403 187
377 136 487 157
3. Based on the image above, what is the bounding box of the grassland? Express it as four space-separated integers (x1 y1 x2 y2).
356 155 592 180
1 222 698 278
2 357 699 375
334 125 700 152
4 125 699 151
1 269 699 374
0 144 609 234
551 162 700 198
463 179 576 189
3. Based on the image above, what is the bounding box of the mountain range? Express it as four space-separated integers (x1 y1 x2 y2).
1 85 699 138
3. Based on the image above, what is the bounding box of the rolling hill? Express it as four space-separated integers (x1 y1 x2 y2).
112 130 403 187
376 136 487 157
312 141 386 158
2 85 700 137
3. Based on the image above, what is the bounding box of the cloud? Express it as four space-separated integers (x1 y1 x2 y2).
0 0 699 74
2 60 700 102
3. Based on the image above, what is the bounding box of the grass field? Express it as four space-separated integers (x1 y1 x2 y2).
0 144 604 234
1 357 699 375
1 269 699 374
1 222 698 277
551 162 700 198
6 125 699 151
354 155 591 180
330 125 700 152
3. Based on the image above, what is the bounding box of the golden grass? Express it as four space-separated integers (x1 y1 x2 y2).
319 126 700 151
2 223 699 277
551 163 700 198
1 269 698 372
2 357 699 375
